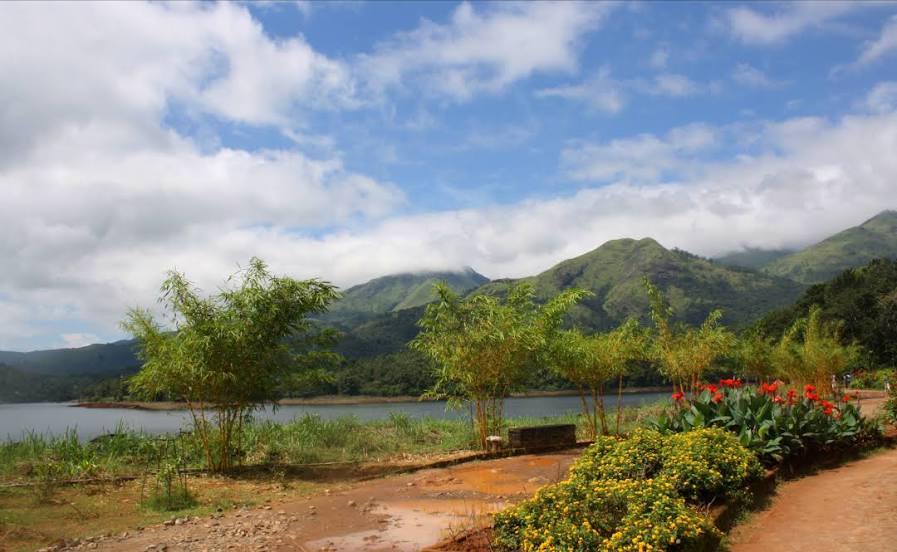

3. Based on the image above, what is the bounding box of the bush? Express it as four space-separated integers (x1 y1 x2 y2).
850 368 896 390
651 381 880 465
493 428 760 552
493 477 718 552
660 429 763 503
569 429 664 483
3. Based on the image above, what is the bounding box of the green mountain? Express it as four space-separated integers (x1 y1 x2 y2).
716 248 794 270
322 268 488 328
762 210 897 284
0 340 139 377
756 258 897 368
477 238 805 330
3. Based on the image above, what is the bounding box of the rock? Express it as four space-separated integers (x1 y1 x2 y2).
406 482 415 487
347 500 356 507
174 518 184 526
163 519 175 527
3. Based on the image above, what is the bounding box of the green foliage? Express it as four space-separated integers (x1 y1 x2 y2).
850 368 895 390
123 258 340 471
412 282 588 448
645 279 735 394
715 248 794 271
757 257 897 369
763 210 897 284
494 428 760 552
544 320 650 437
772 306 860 392
734 332 776 381
651 383 879 465
322 269 488 328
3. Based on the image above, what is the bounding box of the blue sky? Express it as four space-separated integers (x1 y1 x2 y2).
1 1 897 350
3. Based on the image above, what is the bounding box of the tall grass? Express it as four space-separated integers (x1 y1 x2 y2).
0 404 661 483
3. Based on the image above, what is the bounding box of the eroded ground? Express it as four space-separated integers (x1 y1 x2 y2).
53 451 578 552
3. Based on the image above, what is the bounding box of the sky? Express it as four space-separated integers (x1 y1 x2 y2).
2 1 897 351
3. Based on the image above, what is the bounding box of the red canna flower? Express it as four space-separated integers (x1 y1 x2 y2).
805 391 820 402
703 383 719 393
761 382 780 395
841 394 852 403
773 396 785 404
804 384 816 393
672 391 685 402
712 392 724 404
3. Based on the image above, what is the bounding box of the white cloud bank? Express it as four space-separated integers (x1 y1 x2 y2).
1 2 897 349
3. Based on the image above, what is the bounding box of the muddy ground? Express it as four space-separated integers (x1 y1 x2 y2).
55 451 579 552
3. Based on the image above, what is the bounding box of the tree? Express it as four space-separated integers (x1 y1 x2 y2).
774 306 860 396
645 278 734 395
735 331 776 382
122 258 340 471
544 320 648 438
411 282 587 449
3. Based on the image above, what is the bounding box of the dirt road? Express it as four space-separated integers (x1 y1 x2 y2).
64 451 579 552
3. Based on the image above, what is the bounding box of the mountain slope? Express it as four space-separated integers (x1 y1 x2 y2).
322 268 488 328
716 248 794 270
763 210 897 284
0 340 139 376
477 238 806 330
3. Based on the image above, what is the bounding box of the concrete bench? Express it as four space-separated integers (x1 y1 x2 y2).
508 424 577 450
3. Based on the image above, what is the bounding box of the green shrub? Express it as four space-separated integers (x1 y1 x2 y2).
651 382 880 464
493 477 718 552
659 429 763 503
493 428 760 552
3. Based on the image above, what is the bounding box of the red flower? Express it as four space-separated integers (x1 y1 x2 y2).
773 396 785 404
703 383 719 393
804 384 816 393
805 391 820 402
672 391 685 402
841 394 852 403
720 378 739 388
712 392 724 404
761 382 780 395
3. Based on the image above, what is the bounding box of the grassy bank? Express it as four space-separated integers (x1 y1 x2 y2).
0 403 664 484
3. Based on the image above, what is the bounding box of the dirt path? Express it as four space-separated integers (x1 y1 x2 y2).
730 446 897 552
63 451 578 552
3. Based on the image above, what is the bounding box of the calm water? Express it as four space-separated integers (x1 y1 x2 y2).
0 392 666 442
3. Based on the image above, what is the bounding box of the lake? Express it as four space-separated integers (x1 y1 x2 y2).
0 392 667 442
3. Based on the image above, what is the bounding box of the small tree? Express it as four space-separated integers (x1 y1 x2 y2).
736 331 776 382
122 258 339 471
544 320 648 438
411 282 587 449
775 306 859 396
645 279 734 394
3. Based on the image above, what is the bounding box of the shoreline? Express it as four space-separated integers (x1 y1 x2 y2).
70 387 671 411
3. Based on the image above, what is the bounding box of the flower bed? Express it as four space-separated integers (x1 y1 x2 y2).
651 381 880 465
493 428 761 551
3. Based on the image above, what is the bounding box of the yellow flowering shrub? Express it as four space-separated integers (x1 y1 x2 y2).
659 428 764 503
569 429 664 482
493 477 718 552
493 427 762 551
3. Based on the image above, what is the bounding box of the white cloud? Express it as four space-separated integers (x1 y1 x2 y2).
732 63 787 89
865 81 897 112
649 47 669 69
650 73 702 97
0 1 403 349
62 333 102 349
725 2 855 45
561 123 718 182
857 15 897 65
535 68 626 113
358 2 613 100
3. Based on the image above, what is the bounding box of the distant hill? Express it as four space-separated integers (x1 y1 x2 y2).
322 268 488 328
763 210 897 284
755 258 897 368
0 340 138 377
475 238 806 331
716 248 794 270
